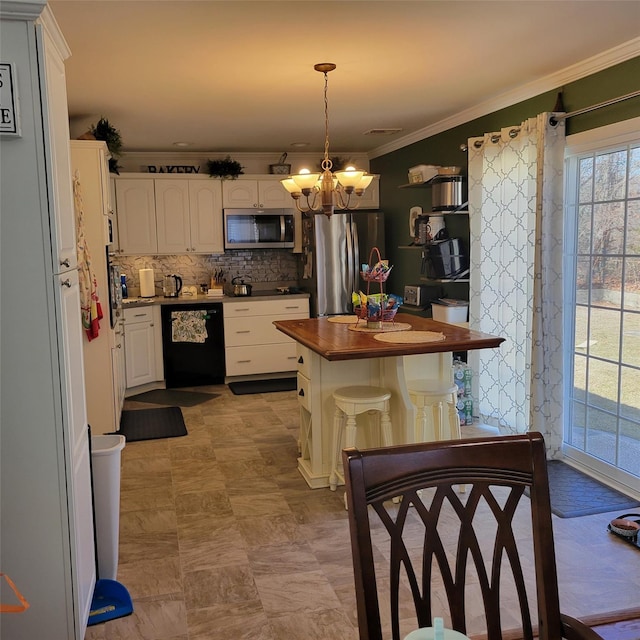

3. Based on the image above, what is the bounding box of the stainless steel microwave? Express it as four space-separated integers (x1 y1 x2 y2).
223 208 295 249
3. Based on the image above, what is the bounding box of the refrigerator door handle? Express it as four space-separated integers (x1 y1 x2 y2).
346 220 354 295
352 218 360 293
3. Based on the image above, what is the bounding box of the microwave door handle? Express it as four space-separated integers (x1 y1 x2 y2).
280 215 285 244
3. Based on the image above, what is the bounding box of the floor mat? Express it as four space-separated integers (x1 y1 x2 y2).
228 378 296 395
128 389 219 407
542 460 639 518
118 407 187 442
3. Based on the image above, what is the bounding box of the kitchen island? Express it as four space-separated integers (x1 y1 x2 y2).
274 313 504 488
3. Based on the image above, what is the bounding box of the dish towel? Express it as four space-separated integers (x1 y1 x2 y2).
171 311 208 343
74 172 103 341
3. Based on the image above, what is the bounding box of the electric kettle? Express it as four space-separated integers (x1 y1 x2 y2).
163 274 183 298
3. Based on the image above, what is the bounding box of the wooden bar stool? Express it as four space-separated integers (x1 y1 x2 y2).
407 380 464 492
407 381 461 443
329 386 393 493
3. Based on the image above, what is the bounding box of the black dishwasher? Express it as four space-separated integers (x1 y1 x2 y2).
161 303 225 388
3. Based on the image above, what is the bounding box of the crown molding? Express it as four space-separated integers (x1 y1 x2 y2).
369 37 640 159
0 0 46 20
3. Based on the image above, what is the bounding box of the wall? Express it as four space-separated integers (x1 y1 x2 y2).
372 56 640 308
117 249 301 296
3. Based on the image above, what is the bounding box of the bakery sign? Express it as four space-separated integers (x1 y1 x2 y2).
0 63 20 136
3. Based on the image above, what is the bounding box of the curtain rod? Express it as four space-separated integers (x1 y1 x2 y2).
551 89 640 122
460 89 640 151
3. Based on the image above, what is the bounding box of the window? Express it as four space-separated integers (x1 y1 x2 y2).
564 116 640 493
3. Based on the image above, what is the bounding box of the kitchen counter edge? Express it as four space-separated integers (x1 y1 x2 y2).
121 292 310 308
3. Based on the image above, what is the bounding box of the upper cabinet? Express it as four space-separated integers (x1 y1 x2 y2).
352 175 379 209
111 173 378 255
40 21 77 272
115 178 157 254
114 176 224 254
222 178 291 208
188 180 224 252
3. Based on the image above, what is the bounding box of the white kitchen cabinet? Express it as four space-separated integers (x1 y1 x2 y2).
123 305 164 389
155 179 190 253
352 175 379 209
114 176 225 254
112 314 126 423
109 177 120 251
155 178 224 253
224 297 309 377
222 178 291 208
1 5 95 638
71 140 122 436
189 179 224 252
114 177 158 254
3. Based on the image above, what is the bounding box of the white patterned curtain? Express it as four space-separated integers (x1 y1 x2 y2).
467 113 565 456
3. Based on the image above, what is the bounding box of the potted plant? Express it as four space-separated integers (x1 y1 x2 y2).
206 156 244 179
89 117 123 174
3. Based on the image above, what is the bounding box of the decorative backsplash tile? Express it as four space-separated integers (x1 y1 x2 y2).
117 249 302 295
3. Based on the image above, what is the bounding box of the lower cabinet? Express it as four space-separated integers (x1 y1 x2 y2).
123 306 164 389
224 298 309 377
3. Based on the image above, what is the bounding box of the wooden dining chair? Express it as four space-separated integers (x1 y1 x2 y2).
343 432 603 640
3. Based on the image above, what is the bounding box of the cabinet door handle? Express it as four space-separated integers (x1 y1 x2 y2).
298 356 304 364
285 306 300 310
238 359 251 363
236 330 250 334
60 258 71 268
287 356 296 360
236 308 250 312
298 388 305 397
61 278 71 288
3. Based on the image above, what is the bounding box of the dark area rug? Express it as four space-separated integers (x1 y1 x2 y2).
228 378 297 395
541 460 639 518
118 407 187 442
128 389 219 407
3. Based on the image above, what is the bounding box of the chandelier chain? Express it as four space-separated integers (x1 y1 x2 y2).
322 71 332 172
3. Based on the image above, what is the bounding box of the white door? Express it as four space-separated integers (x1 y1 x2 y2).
564 118 640 493
155 179 191 253
189 180 224 253
258 180 290 208
115 179 157 253
57 269 95 630
125 321 157 388
222 180 259 207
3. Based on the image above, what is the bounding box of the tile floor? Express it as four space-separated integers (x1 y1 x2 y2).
85 384 640 640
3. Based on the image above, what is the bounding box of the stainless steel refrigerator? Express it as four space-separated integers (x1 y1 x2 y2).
300 210 385 317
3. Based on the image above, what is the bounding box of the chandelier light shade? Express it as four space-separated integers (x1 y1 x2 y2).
281 63 376 217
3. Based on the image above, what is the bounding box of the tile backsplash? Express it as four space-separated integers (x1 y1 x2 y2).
116 249 301 296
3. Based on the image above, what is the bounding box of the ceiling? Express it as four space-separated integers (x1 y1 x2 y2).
48 1 640 157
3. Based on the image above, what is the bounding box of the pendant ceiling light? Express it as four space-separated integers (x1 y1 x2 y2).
281 63 375 218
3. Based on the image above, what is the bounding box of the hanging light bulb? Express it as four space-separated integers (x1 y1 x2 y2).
281 63 376 217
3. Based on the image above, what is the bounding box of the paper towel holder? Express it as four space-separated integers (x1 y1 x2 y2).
139 268 156 298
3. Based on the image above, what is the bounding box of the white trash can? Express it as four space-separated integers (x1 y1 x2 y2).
91 434 126 580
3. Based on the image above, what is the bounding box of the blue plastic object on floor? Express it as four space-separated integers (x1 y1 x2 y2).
87 579 133 626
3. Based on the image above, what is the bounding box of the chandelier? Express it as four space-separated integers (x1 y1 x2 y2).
280 63 374 218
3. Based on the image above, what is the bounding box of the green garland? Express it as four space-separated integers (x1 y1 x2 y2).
206 156 244 179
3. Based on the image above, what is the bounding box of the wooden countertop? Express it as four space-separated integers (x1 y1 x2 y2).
273 313 505 361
